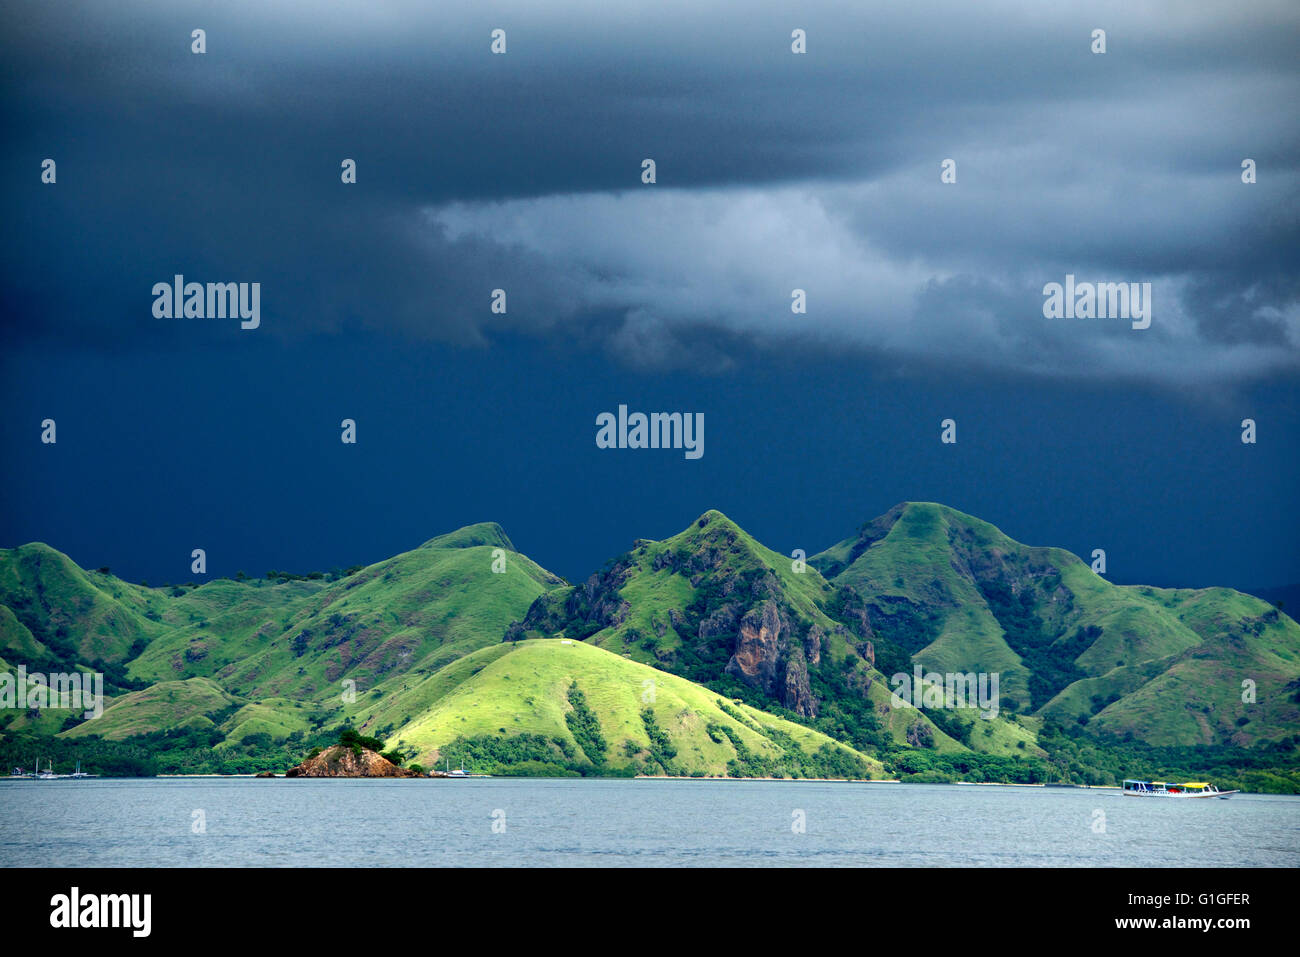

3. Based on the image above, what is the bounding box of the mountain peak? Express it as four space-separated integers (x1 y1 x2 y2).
669 510 759 551
897 501 986 523
6 541 72 562
865 501 1003 543
692 508 740 530
419 522 515 552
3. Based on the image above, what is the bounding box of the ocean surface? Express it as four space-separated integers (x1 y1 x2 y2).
2 778 1297 867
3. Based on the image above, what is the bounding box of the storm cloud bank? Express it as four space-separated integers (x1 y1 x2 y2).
3 0 1297 383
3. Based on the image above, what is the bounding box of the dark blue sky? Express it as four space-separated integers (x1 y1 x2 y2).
5 331 1296 590
2 1 1297 590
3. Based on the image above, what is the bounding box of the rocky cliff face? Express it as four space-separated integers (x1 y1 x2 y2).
520 561 632 638
725 600 787 691
722 600 819 718
519 513 880 724
782 647 817 718
284 745 421 778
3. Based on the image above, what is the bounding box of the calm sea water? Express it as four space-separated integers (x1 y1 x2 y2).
1 779 1297 867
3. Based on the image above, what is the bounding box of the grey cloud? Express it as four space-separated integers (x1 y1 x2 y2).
1 0 1296 383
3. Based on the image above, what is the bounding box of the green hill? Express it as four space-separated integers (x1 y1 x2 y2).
2 506 1297 785
517 509 986 755
126 526 563 702
59 677 239 741
0 543 166 675
349 639 883 778
812 502 1300 747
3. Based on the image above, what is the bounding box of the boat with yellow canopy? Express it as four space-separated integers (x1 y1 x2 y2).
1121 779 1238 798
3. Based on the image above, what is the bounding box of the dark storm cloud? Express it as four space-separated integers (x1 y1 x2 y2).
2 0 1297 381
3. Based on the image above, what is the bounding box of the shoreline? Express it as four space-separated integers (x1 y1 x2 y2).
4 776 1216 791
632 775 898 783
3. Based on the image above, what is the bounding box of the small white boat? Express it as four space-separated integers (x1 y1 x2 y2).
441 759 488 778
1122 779 1238 799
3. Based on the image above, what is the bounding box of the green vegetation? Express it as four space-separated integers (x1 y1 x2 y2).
639 707 677 773
564 682 606 767
812 502 1300 749
337 726 386 756
519 510 961 754
2 506 1297 789
978 578 1085 708
344 639 883 778
1035 721 1300 793
0 721 333 776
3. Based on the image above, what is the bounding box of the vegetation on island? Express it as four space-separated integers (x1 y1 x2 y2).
2 504 1297 790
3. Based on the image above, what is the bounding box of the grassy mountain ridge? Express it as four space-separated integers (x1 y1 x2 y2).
812 502 1300 746
2 505 1297 783
517 509 1033 756
126 531 563 701
0 543 165 673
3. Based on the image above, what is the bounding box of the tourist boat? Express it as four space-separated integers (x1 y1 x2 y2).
1121 779 1237 798
442 759 488 778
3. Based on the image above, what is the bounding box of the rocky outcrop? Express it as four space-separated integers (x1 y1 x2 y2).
520 562 632 636
725 600 787 692
284 745 422 778
782 647 817 718
858 639 875 669
847 665 875 698
750 570 782 601
832 586 876 641
725 604 827 718
906 720 935 749
803 623 825 666
699 603 741 642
